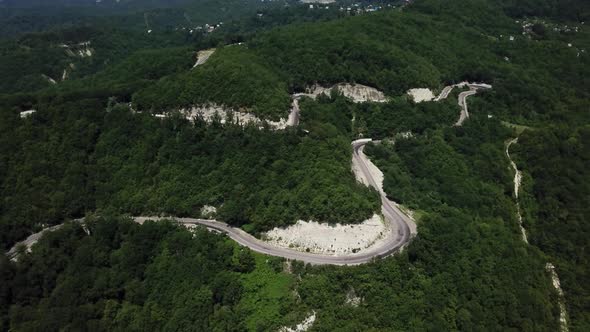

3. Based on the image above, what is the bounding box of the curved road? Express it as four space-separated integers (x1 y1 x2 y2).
140 140 413 265
455 83 492 126
8 82 495 264
456 89 478 126
7 140 414 265
431 82 492 126
8 82 492 264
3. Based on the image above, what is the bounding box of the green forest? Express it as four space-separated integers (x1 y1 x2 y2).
513 126 590 329
1 216 303 331
1 0 589 330
0 94 378 249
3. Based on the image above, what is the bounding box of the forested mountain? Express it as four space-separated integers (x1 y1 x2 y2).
0 0 588 330
0 1 346 94
0 94 378 249
514 127 590 329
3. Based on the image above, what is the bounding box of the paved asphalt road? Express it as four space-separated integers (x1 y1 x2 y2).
7 140 414 265
456 89 478 126
12 82 498 264
133 140 413 265
431 82 492 126
434 86 453 101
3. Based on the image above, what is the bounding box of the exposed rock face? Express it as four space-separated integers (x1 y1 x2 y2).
546 263 569 332
19 110 36 118
332 83 388 102
506 138 528 243
407 88 435 103
506 138 568 332
182 104 291 130
193 48 216 68
150 82 385 131
345 288 362 307
263 214 388 255
200 205 217 218
278 311 317 332
299 83 387 103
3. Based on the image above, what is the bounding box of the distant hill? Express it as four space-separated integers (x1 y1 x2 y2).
0 0 284 37
0 0 191 9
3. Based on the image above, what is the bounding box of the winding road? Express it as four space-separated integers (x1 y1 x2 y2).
7 140 414 265
431 82 492 126
456 89 478 126
9 82 490 264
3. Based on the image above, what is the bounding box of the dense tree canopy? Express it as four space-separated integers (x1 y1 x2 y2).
0 94 379 249
0 216 302 331
514 126 590 330
1 0 589 330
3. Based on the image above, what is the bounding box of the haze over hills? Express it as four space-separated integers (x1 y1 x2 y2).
2 0 194 8
0 0 588 331
0 0 287 37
